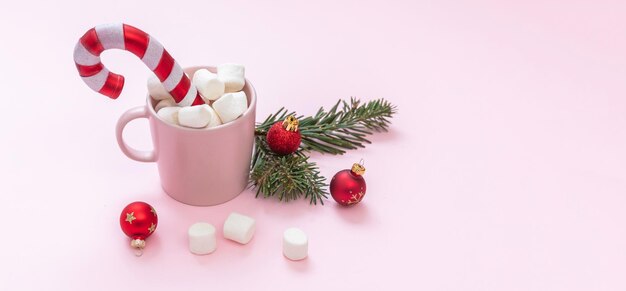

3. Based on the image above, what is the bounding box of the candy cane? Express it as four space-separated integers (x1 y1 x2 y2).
73 23 204 106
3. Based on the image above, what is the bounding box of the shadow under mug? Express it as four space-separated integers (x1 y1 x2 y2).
115 66 257 206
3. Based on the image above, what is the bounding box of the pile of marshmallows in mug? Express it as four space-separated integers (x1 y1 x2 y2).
149 64 248 128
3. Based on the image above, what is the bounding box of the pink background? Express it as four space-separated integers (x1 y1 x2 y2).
1 0 625 290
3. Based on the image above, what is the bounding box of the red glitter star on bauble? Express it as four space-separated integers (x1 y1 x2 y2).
266 115 301 155
330 162 367 206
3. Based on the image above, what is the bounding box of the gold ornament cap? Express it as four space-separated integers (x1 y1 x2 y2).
282 115 299 132
131 239 146 249
351 163 366 176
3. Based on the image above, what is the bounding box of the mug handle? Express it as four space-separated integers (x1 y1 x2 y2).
115 106 157 162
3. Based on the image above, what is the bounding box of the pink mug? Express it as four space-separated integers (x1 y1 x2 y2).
115 66 257 206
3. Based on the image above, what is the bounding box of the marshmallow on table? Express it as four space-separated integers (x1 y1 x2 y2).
178 104 215 128
157 107 180 125
155 99 175 112
212 92 248 123
217 63 245 93
188 222 217 255
193 69 225 101
147 75 174 101
283 227 308 261
223 212 255 244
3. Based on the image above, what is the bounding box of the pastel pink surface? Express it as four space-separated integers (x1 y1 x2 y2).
1 1 626 291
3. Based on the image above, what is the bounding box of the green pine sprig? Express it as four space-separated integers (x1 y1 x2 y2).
250 135 328 205
250 97 397 204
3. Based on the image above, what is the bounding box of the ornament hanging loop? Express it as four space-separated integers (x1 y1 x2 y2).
131 239 146 257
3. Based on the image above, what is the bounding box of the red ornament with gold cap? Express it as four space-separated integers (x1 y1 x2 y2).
266 115 301 155
119 201 158 256
330 162 367 206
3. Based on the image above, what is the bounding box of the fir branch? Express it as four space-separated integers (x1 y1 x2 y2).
255 97 397 155
250 97 396 204
250 135 328 205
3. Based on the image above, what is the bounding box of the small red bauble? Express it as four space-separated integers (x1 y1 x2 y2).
330 163 367 206
120 201 158 255
266 116 301 155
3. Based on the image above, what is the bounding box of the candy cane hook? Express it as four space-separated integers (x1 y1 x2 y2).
73 23 204 106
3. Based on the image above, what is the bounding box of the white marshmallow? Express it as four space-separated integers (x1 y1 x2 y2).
212 92 248 123
223 212 255 244
193 69 225 101
217 63 245 93
157 107 180 125
154 99 175 112
204 105 222 129
178 104 213 129
188 222 217 255
283 227 308 261
147 75 174 101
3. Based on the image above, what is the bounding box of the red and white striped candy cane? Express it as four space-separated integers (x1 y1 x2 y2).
73 23 204 106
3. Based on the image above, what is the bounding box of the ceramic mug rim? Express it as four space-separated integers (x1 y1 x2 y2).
146 66 257 132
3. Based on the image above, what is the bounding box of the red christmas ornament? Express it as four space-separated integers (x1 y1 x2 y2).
266 115 301 155
330 162 367 206
119 201 158 256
